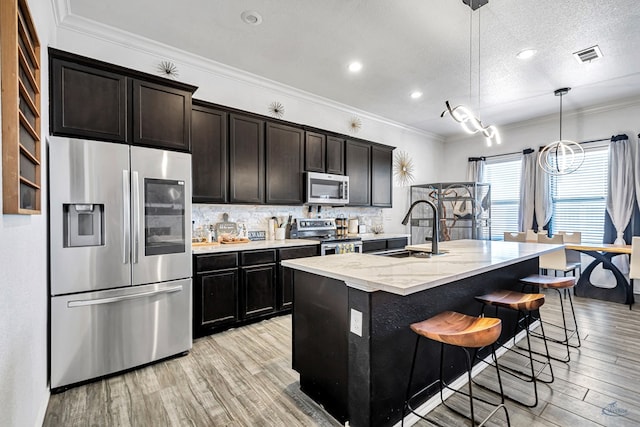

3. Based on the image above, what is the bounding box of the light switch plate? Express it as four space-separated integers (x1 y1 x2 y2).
350 309 363 337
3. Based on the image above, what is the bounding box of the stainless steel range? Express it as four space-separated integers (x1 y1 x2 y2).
290 218 363 255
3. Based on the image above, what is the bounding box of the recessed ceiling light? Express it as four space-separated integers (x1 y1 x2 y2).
516 48 537 60
348 61 363 73
410 91 423 99
240 10 263 26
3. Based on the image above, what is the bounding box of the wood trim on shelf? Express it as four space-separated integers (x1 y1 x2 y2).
18 50 39 92
19 80 39 114
19 144 40 165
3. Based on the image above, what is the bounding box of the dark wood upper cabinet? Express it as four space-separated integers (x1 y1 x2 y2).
191 103 228 203
305 131 326 172
132 80 191 151
305 132 345 176
49 48 196 152
266 123 304 205
51 59 127 142
345 140 371 206
326 136 345 175
229 114 265 204
371 145 393 207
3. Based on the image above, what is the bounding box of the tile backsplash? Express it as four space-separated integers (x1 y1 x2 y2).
193 204 384 236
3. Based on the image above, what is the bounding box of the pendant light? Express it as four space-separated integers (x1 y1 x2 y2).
441 0 500 147
538 88 584 175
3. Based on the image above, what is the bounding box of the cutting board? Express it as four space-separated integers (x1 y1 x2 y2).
220 238 250 244
215 213 237 236
192 241 220 247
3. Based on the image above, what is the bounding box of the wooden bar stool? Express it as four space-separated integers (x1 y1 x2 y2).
402 311 510 427
519 274 581 362
474 290 554 408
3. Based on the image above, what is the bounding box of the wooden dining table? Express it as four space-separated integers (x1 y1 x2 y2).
565 243 634 309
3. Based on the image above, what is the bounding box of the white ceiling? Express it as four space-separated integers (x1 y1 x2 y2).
66 0 640 137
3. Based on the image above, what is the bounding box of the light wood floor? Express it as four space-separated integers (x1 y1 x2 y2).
44 292 640 426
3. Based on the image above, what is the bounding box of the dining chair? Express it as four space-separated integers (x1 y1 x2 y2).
537 234 580 277
504 232 526 242
629 237 640 302
557 231 582 276
525 230 538 242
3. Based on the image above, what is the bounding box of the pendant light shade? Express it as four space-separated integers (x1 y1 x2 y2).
441 0 500 147
538 88 584 175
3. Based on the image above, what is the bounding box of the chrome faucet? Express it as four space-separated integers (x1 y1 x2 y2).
401 199 442 255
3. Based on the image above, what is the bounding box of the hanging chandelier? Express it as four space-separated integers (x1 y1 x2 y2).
441 101 501 146
441 0 500 147
538 88 584 175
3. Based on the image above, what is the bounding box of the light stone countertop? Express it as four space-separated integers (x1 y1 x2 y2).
192 239 320 254
281 239 562 296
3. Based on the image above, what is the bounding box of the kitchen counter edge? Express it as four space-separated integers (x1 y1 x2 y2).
281 240 563 296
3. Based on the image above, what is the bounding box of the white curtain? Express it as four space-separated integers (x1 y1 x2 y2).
534 150 552 232
519 149 536 232
635 135 640 212
467 157 486 182
607 135 635 273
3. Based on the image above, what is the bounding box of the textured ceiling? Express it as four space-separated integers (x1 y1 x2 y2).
66 0 640 137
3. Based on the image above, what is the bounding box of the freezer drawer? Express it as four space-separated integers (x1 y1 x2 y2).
50 279 192 389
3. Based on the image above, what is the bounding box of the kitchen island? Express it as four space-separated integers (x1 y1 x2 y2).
281 239 561 427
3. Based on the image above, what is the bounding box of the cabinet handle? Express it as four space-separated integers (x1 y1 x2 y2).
122 170 131 264
132 171 140 264
68 285 183 308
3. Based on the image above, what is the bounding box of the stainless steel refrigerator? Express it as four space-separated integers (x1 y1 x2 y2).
48 136 192 390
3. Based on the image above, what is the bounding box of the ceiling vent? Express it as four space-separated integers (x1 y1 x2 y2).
573 45 603 63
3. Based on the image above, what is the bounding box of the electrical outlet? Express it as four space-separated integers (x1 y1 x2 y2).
350 309 363 337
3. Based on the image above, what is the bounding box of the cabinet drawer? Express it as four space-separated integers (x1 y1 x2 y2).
279 245 318 261
196 253 238 272
241 249 276 266
363 240 386 253
387 238 408 249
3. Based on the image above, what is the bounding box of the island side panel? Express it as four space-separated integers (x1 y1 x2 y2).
365 257 539 427
292 270 349 423
347 288 372 427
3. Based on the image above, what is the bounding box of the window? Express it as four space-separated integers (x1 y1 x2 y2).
485 155 522 240
551 144 609 244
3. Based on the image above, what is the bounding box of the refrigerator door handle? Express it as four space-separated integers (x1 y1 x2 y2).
67 285 183 308
132 170 140 264
122 170 131 264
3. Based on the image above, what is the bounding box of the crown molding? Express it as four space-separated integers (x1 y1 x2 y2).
502 95 640 132
50 1 442 141
446 94 640 143
50 0 70 26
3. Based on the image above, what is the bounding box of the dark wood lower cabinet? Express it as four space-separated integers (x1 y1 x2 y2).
278 245 319 310
198 269 239 328
194 246 320 337
362 237 408 253
241 264 276 319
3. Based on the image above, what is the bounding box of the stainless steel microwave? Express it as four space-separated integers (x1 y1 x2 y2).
305 172 349 205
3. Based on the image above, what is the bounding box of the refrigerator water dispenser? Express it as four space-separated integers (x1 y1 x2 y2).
63 203 104 247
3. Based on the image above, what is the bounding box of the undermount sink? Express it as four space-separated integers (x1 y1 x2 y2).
384 250 448 258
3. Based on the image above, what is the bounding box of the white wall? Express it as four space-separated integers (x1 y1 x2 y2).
0 1 56 426
440 97 640 181
53 17 444 234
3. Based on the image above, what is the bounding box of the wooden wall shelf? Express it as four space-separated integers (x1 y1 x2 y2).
1 0 41 214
